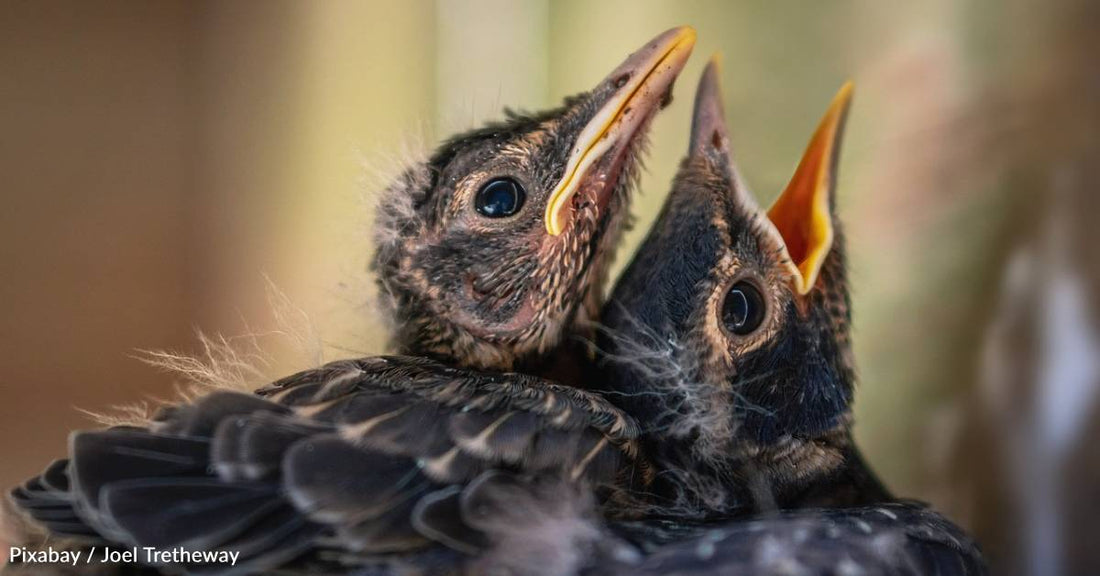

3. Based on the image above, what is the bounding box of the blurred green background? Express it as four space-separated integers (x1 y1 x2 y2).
2 1 1098 573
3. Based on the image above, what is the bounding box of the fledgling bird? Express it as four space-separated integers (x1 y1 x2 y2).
373 26 695 376
7 28 697 576
593 60 986 574
598 60 884 516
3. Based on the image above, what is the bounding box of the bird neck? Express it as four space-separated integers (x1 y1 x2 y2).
784 442 893 509
390 298 598 375
644 425 892 518
515 339 597 385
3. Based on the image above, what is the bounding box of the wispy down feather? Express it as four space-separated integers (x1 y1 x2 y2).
82 280 325 428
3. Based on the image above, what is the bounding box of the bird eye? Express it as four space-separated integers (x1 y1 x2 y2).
722 280 766 336
475 178 526 218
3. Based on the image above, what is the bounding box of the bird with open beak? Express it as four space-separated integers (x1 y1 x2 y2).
594 59 986 574
7 29 696 576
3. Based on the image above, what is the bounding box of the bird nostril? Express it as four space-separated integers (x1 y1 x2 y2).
613 73 631 89
712 130 723 151
466 273 487 297
659 88 674 109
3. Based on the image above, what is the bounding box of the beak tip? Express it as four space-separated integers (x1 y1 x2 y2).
649 26 696 54
706 52 724 71
835 81 855 111
675 25 698 45
698 55 723 95
690 56 729 157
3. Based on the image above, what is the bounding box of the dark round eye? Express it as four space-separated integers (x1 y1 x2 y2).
722 280 766 336
475 178 526 218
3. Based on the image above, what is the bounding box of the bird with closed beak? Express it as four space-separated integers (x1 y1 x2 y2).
373 26 696 378
7 28 697 576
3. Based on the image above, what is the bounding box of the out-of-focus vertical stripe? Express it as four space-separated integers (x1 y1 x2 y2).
0 0 200 494
435 0 550 132
193 0 437 367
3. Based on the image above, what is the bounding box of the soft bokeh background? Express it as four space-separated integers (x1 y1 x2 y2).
2 1 1098 574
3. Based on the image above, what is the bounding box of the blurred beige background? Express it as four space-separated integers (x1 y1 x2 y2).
3 1 1098 574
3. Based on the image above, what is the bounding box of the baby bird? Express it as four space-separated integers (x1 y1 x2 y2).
7 28 696 576
374 26 696 375
594 60 985 574
599 59 883 516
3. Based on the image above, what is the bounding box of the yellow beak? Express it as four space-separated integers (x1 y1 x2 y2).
545 26 696 236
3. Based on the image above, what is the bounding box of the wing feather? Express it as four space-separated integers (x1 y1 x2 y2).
12 355 644 573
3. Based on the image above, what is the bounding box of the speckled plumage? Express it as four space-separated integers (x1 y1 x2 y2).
607 502 986 576
5 29 697 576
374 92 638 374
368 28 695 377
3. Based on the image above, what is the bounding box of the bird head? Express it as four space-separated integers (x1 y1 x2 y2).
374 27 696 371
602 60 855 478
